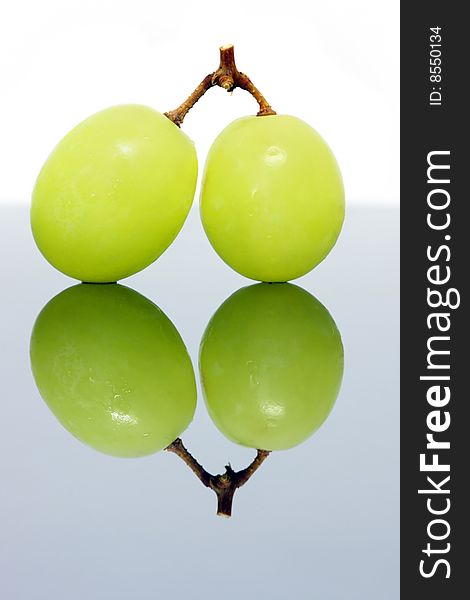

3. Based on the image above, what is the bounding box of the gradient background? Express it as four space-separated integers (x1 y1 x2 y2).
0 1 399 598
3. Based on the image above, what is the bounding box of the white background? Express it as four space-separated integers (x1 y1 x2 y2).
0 0 399 205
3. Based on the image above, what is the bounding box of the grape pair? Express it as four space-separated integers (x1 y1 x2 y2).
31 104 344 283
30 282 343 457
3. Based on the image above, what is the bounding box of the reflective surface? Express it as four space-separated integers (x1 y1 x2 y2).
0 204 398 599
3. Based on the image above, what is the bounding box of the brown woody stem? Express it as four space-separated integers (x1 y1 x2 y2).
166 437 271 517
164 44 276 127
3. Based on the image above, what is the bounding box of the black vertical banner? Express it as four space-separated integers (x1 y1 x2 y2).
401 3 466 599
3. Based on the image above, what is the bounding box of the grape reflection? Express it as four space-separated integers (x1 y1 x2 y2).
199 282 344 451
30 281 344 517
30 283 197 457
167 282 344 516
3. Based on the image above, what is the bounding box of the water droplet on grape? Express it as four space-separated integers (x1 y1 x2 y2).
264 146 286 166
264 403 285 417
246 360 260 385
110 411 138 425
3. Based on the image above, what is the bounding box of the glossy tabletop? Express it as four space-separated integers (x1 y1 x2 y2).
0 204 399 600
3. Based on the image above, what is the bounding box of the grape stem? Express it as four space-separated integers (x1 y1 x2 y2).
166 437 271 517
164 44 276 127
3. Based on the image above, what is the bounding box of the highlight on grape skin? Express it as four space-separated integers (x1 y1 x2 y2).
200 114 345 282
30 283 197 457
199 282 344 451
31 105 198 283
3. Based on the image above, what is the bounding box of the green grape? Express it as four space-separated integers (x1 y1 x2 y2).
30 283 196 457
199 283 343 450
31 105 197 282
200 115 344 282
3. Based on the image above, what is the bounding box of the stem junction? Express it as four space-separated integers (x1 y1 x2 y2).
164 44 276 127
166 437 270 517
